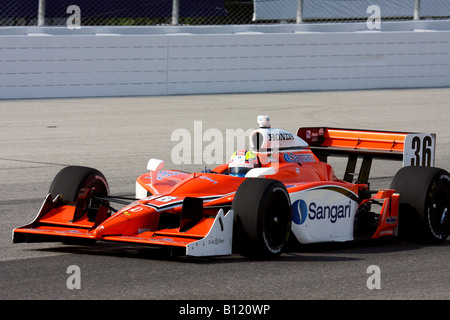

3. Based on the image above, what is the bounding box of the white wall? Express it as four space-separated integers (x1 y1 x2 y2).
1 21 449 99
0 35 169 99
166 30 450 95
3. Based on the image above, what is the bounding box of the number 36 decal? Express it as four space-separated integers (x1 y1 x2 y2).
403 134 436 167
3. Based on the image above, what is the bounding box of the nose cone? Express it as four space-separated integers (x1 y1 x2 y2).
96 205 158 237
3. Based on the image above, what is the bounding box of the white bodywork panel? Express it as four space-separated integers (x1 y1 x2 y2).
290 186 358 244
186 209 234 257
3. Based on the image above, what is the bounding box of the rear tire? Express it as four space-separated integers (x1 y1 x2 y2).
232 178 291 259
390 166 450 243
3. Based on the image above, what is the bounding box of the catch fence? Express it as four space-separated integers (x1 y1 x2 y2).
1 0 449 27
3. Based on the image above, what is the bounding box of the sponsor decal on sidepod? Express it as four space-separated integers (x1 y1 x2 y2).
292 199 352 225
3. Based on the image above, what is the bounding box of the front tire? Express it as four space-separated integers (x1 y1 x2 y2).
50 166 109 201
232 178 291 259
49 166 110 222
390 166 450 243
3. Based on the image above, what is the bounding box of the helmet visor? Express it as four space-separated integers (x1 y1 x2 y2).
229 166 252 177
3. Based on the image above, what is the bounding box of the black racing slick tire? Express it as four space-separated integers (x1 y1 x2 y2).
390 166 450 243
50 166 110 224
49 166 109 202
232 178 291 259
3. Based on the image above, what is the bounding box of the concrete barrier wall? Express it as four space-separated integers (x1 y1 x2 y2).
1 22 449 99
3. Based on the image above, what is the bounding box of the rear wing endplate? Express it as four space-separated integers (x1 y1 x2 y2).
298 127 436 183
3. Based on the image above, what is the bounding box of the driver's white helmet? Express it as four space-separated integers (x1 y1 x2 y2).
228 150 259 177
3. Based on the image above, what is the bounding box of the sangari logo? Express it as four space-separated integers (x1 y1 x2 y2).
292 199 352 224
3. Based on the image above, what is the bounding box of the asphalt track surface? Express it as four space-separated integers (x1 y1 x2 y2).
1 89 449 304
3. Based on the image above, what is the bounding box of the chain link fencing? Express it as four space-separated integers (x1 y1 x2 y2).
1 0 449 27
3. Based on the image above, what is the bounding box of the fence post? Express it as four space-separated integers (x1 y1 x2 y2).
296 0 303 23
37 0 46 26
172 0 179 25
414 0 421 20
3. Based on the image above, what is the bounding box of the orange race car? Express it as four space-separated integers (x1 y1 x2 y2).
13 115 450 259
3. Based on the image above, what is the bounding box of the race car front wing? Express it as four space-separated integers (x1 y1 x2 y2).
12 193 234 257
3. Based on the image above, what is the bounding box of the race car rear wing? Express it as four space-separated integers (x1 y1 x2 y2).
297 127 436 183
